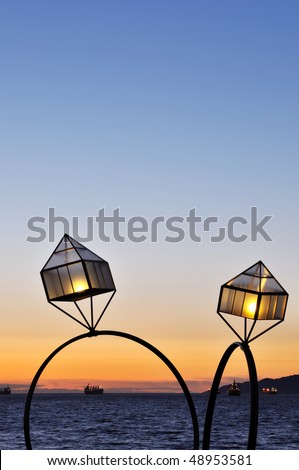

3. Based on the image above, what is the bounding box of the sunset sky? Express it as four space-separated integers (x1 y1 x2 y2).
1 0 299 393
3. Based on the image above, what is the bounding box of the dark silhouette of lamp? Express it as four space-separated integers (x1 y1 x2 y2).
40 234 116 331
217 260 288 343
24 234 199 450
203 261 288 450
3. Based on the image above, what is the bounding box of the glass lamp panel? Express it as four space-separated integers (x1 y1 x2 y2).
267 295 278 319
58 266 73 296
241 292 258 319
259 265 272 277
228 274 259 292
42 269 64 300
68 237 87 249
257 295 271 320
85 262 101 289
94 263 106 287
258 295 271 320
84 261 115 292
232 290 245 317
101 263 116 290
68 262 89 294
55 238 74 252
274 295 287 320
260 277 283 293
244 264 260 276
44 249 81 269
77 247 103 261
228 274 248 289
248 276 260 292
63 248 82 264
219 287 235 314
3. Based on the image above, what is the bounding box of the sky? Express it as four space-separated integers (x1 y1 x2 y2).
0 0 299 393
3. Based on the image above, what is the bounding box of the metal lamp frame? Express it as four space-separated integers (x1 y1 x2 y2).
202 261 289 450
24 329 200 450
202 340 258 450
25 239 289 452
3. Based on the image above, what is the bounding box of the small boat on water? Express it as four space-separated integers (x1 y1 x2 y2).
0 386 11 395
84 384 104 395
262 387 278 394
227 380 241 396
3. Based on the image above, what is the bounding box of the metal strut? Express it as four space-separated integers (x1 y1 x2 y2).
202 341 258 450
24 330 199 450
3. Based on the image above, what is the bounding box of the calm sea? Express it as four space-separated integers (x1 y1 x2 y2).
1 393 298 450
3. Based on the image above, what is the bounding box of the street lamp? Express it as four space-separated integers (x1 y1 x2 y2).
217 260 288 342
203 261 288 450
40 234 116 330
24 234 199 450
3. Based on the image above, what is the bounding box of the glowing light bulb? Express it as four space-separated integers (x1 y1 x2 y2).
74 283 87 293
245 301 257 318
248 302 257 314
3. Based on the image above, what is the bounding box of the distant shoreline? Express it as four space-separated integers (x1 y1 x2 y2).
3 374 299 394
205 374 299 394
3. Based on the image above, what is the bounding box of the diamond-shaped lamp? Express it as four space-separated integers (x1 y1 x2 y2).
217 261 288 342
40 234 116 330
41 234 115 302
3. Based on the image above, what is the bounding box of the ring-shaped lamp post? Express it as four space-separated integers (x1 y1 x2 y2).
203 261 288 450
24 234 199 450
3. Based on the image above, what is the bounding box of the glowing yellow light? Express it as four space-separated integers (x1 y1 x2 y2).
244 301 257 318
248 302 257 314
74 283 88 293
260 276 267 292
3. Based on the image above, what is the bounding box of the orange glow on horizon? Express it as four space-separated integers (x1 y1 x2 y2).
1 275 297 395
1 329 298 394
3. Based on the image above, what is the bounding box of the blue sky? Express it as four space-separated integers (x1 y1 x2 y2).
1 1 299 390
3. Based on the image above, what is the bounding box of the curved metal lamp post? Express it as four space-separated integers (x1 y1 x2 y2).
24 234 199 450
202 261 289 450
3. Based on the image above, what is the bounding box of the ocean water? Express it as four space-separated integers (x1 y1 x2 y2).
1 393 298 450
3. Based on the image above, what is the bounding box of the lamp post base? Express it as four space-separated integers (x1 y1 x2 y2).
202 341 258 450
24 330 199 450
